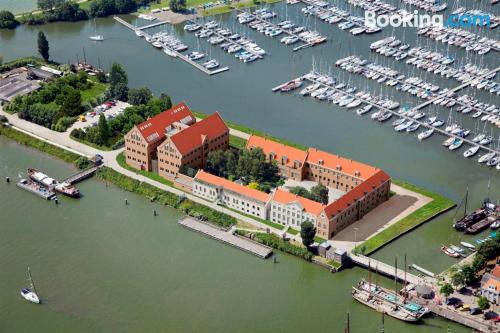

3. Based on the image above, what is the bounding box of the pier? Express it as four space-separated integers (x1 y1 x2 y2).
113 16 229 76
297 0 365 29
178 216 273 258
274 69 500 155
236 9 323 52
186 20 263 60
137 20 170 30
63 166 100 185
350 254 424 285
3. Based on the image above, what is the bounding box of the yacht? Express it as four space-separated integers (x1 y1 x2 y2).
463 146 480 158
300 83 321 96
20 267 40 304
418 128 434 140
203 59 219 69
478 152 495 163
449 138 463 150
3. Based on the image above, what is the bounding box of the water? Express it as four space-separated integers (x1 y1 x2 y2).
0 137 469 332
0 0 38 14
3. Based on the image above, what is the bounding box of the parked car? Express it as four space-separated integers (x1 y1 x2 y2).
470 307 482 315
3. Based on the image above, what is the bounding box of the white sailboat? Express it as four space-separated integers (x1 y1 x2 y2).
89 19 104 41
20 267 40 304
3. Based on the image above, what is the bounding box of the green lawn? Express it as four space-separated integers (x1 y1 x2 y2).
201 5 232 16
229 134 247 149
77 0 95 11
286 227 299 235
81 81 107 103
116 152 174 187
354 179 455 255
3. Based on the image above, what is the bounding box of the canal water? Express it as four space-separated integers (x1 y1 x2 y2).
0 0 498 330
0 136 469 332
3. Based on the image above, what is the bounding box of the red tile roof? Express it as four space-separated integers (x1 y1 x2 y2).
136 102 195 144
307 148 380 180
246 135 307 169
484 277 500 291
194 170 270 203
324 169 391 218
272 189 325 215
492 265 500 279
169 112 228 155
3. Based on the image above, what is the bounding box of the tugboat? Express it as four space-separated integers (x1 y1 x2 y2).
27 168 80 198
20 267 40 304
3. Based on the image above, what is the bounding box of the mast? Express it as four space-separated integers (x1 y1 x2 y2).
380 312 385 333
345 312 350 333
368 259 372 296
404 254 407 302
394 257 398 296
27 266 37 294
464 188 468 219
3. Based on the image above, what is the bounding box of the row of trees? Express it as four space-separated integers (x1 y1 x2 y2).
89 0 152 17
205 148 281 192
290 185 329 205
169 0 187 12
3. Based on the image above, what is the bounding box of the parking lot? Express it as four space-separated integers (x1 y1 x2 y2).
69 101 131 132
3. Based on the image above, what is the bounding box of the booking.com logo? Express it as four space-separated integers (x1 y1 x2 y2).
365 10 491 28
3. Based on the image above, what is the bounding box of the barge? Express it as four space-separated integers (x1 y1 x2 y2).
16 179 56 200
27 168 80 198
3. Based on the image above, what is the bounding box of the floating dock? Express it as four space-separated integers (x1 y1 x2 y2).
16 179 56 200
410 264 435 278
178 216 273 258
113 16 229 76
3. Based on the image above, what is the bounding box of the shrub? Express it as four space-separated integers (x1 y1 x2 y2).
74 156 92 170
54 116 76 132
253 233 313 261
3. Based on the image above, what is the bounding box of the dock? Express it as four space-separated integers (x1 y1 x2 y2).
410 264 435 278
137 20 170 30
113 16 229 76
276 68 500 155
16 179 56 200
350 254 423 285
236 9 324 52
178 216 273 258
63 166 100 185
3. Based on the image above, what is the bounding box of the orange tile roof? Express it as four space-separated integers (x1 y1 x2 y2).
194 170 270 203
484 277 500 291
306 148 380 180
136 102 195 144
272 188 325 216
170 112 228 155
324 169 391 218
492 265 500 279
246 135 308 169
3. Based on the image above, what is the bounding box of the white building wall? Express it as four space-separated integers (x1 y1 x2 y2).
192 180 269 220
270 202 318 228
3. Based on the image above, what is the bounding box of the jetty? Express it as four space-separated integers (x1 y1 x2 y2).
178 216 273 259
350 254 424 285
274 68 500 156
63 166 100 185
113 16 229 76
137 20 170 31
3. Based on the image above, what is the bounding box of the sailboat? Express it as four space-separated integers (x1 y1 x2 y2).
20 267 40 304
89 19 104 41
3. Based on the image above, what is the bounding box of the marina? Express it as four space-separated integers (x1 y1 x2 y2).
114 16 229 75
178 216 273 259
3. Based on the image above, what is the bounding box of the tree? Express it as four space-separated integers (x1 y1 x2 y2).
461 264 476 285
60 88 83 116
109 62 128 100
37 31 50 61
451 271 465 287
300 221 316 248
38 0 63 11
440 283 454 301
158 93 172 109
98 113 109 145
311 184 329 204
290 186 310 198
128 87 152 105
477 296 490 310
0 10 19 29
247 182 259 190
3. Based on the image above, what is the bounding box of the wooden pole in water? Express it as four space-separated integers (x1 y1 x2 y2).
394 257 398 295
380 312 385 333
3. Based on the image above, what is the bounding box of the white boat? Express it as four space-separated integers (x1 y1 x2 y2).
478 152 495 163
460 242 476 250
418 128 434 140
463 146 480 158
89 19 104 41
163 47 177 57
300 83 320 96
203 59 219 69
449 138 463 150
20 267 40 304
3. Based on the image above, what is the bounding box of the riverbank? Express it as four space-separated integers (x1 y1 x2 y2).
354 180 456 255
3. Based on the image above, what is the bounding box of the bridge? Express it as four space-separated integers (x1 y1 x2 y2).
63 166 100 185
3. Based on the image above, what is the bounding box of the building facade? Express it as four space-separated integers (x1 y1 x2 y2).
193 170 270 219
124 102 195 171
157 112 229 180
269 189 323 228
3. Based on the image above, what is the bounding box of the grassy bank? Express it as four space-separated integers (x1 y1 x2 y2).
237 230 313 261
0 124 81 164
354 179 455 255
96 166 237 227
193 111 307 150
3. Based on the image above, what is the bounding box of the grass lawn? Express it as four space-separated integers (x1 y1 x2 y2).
354 179 455 255
193 111 307 150
116 152 174 187
81 81 108 103
201 5 232 16
229 134 247 149
70 134 113 151
286 227 299 235
77 0 95 11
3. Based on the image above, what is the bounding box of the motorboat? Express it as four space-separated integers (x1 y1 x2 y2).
203 59 219 69
418 128 434 140
300 83 320 96
449 138 463 150
460 242 475 250
188 51 205 60
163 47 177 57
478 152 495 163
